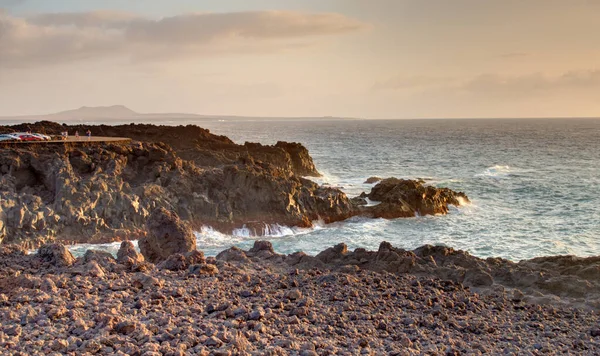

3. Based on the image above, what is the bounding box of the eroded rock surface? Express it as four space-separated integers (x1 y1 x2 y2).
357 178 470 218
139 208 196 263
0 122 468 248
219 240 600 309
0 123 351 247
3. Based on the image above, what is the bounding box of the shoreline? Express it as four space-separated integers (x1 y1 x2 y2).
1 240 599 354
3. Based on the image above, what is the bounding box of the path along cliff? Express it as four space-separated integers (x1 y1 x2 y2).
0 122 468 248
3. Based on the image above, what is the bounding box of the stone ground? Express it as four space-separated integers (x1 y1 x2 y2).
0 242 599 355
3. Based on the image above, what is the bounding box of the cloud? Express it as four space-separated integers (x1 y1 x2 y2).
459 70 600 96
373 70 600 96
497 52 531 59
372 75 456 91
0 10 365 68
31 11 139 28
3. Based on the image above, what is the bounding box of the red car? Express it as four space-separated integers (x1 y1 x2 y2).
16 133 44 141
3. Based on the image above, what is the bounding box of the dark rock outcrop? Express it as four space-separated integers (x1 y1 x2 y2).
0 122 351 247
0 122 468 248
117 241 145 265
37 243 76 267
364 176 382 184
139 208 196 263
274 141 320 177
158 250 206 271
217 240 600 308
356 178 469 218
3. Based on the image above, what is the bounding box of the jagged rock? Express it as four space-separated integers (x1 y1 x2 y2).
216 246 251 263
274 141 320 177
364 176 382 184
37 243 75 267
188 263 219 276
316 243 348 263
185 250 206 265
350 196 368 206
0 122 468 250
86 260 106 278
248 240 276 259
117 241 144 265
157 254 188 271
80 249 116 272
139 208 196 263
155 249 205 271
357 178 469 218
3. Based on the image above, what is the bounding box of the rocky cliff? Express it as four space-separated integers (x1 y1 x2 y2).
0 122 468 248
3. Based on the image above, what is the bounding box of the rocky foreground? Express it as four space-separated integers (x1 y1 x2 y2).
1 238 600 355
0 122 468 248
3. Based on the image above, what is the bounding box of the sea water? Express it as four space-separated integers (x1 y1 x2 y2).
67 118 600 261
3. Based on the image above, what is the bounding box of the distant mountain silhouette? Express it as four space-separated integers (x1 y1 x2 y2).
50 105 139 119
0 105 362 122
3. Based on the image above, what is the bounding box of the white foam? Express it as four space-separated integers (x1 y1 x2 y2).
197 222 319 247
66 240 139 258
456 196 470 206
365 197 381 207
475 165 512 178
196 226 246 248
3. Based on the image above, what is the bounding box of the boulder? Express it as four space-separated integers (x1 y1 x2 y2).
81 250 116 271
188 263 219 276
157 254 188 271
37 243 75 267
248 240 276 259
364 176 382 184
139 208 196 263
185 250 206 265
357 178 469 219
216 246 251 263
117 241 144 265
316 243 348 263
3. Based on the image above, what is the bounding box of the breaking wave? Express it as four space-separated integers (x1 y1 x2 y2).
476 165 512 179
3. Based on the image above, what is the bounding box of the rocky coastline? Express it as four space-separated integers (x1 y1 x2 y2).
0 122 468 249
3 122 599 354
1 239 599 355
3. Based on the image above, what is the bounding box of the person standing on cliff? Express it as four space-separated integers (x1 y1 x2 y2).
86 130 91 141
75 131 79 141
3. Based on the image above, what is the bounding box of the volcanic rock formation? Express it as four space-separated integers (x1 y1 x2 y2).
139 208 196 263
0 122 468 248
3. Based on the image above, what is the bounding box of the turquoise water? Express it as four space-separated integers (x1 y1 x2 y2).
69 118 600 261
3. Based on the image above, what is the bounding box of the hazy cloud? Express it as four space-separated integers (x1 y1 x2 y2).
460 70 600 96
497 52 531 59
0 10 365 67
372 75 456 91
31 11 139 28
374 70 600 96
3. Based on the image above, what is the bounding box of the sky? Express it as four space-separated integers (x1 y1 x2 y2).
0 0 599 119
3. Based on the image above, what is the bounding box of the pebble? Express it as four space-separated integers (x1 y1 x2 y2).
0 243 599 355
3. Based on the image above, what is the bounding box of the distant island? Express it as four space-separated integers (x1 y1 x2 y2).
0 105 363 124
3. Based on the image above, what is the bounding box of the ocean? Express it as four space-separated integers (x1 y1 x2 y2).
67 118 600 262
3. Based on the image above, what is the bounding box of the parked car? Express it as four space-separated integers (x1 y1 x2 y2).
15 133 44 141
31 133 51 141
0 134 22 142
